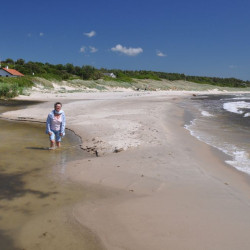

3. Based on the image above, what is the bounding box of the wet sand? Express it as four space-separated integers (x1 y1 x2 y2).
2 90 250 249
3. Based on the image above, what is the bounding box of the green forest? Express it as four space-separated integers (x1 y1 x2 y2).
0 58 249 98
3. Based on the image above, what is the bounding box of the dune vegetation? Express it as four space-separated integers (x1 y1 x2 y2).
0 58 249 98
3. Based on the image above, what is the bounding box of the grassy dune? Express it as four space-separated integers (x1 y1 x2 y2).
36 78 250 93
1 77 250 98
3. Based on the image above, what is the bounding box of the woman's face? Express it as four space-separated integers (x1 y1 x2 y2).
55 104 62 112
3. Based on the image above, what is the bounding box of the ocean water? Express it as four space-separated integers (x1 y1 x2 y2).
183 93 250 174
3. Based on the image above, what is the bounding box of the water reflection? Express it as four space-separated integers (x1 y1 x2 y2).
26 147 50 150
0 229 21 250
0 168 58 200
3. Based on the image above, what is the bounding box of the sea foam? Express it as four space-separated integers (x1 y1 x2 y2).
223 101 250 115
201 110 213 117
185 118 250 175
226 150 250 174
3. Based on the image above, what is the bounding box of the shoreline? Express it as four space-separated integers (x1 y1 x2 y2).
1 90 250 249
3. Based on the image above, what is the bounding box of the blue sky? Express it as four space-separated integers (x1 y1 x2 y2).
1 0 250 80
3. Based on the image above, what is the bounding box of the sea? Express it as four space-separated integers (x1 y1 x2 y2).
183 93 250 174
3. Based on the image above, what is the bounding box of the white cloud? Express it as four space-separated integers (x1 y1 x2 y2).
229 65 237 69
40 32 44 37
84 30 96 38
111 44 143 56
156 50 167 57
80 46 98 54
89 46 98 53
80 46 86 53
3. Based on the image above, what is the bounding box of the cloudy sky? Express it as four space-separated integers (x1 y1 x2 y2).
1 0 250 80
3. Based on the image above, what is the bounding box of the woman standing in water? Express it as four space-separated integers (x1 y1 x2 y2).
46 102 66 149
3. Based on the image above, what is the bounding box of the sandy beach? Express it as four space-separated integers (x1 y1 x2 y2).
2 89 250 250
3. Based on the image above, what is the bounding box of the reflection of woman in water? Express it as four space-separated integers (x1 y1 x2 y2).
46 102 66 149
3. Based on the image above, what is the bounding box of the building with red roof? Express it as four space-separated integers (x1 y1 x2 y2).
0 67 24 77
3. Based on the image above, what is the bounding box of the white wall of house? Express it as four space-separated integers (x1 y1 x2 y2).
0 69 16 77
103 72 116 78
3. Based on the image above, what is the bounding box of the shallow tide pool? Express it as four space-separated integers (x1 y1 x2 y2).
0 101 104 250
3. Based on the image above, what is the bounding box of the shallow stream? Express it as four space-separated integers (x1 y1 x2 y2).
0 100 104 250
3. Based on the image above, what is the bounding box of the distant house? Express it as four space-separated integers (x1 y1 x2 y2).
103 72 116 78
0 67 24 77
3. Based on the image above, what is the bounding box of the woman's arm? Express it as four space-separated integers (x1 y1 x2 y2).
46 114 52 134
60 113 66 135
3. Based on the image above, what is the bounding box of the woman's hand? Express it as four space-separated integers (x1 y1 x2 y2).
60 133 63 136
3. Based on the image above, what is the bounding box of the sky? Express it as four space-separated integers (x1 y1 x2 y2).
1 0 250 80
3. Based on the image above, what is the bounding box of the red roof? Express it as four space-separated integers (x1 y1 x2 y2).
3 68 24 76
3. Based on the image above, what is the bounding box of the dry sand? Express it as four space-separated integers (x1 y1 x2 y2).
2 89 250 250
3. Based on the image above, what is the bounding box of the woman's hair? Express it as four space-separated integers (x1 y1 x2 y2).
54 102 62 109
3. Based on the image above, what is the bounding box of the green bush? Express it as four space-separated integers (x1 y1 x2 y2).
38 73 63 81
0 83 19 98
0 76 33 98
0 76 33 87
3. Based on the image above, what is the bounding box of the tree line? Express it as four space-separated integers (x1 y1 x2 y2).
1 58 249 88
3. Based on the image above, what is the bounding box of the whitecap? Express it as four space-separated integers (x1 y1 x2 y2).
226 150 250 174
223 101 250 115
201 111 213 117
185 120 250 175
232 96 250 100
